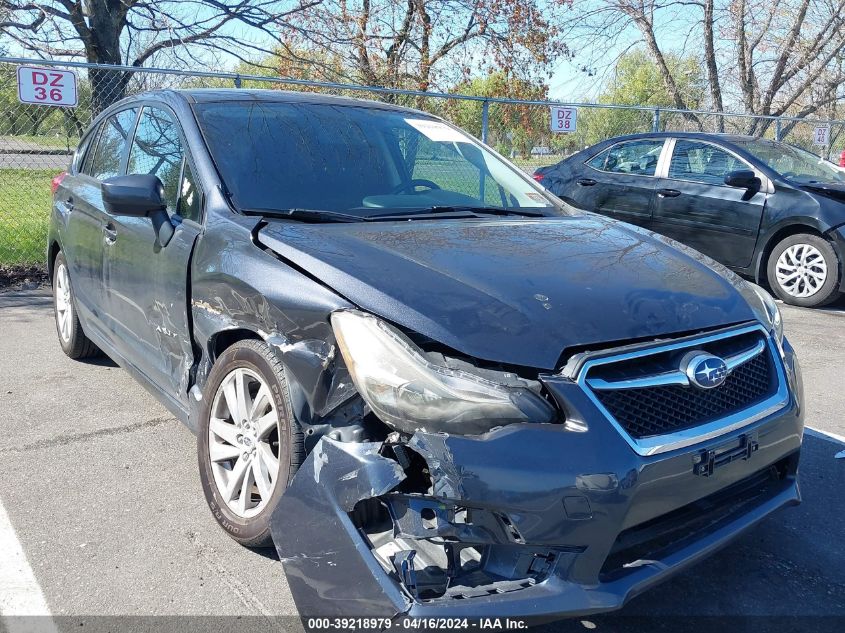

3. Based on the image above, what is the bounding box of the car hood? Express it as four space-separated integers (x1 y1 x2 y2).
798 181 845 203
258 214 757 369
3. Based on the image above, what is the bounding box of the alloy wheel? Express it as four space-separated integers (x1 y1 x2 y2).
208 368 281 518
55 263 73 343
775 243 828 298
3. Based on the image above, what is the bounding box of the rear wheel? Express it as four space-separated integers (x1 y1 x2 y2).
197 339 304 547
52 252 99 359
766 233 841 308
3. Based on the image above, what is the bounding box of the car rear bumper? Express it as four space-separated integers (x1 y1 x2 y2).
270 337 803 621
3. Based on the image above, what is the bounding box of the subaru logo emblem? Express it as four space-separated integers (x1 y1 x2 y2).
683 352 728 389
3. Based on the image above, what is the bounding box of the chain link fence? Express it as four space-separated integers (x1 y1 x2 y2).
2 56 844 269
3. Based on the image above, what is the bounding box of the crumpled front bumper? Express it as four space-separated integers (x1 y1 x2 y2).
271 341 803 621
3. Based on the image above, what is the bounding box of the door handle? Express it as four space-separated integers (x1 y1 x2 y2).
577 178 597 186
103 222 117 244
657 188 681 198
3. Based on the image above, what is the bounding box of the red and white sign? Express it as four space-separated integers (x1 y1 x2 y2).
17 66 78 107
550 106 577 133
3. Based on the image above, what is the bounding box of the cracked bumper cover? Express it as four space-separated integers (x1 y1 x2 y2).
270 344 803 619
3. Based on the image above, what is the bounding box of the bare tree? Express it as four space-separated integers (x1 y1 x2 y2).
273 0 570 93
0 0 321 111
560 0 845 134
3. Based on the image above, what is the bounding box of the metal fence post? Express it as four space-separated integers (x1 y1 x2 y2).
652 107 660 132
481 100 490 144
234 74 242 88
775 118 782 142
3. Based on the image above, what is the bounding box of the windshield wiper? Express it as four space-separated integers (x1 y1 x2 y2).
240 207 362 223
366 205 547 220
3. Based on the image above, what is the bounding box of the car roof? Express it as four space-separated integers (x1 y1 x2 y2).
600 131 759 144
128 88 433 117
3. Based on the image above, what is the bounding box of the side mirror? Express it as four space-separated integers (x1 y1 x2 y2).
101 174 166 217
101 174 175 247
724 169 761 190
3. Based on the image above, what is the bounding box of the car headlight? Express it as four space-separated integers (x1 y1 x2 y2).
331 310 556 435
747 282 784 344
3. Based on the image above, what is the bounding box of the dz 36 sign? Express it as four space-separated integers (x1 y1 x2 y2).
550 106 577 133
17 66 79 107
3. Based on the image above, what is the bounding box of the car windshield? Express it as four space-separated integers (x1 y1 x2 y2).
194 100 563 219
734 138 845 184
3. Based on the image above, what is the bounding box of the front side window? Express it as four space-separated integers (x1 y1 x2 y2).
128 107 184 212
734 138 845 184
587 139 664 176
668 140 745 185
85 108 137 180
193 102 561 218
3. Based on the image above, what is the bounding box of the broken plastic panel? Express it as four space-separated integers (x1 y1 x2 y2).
271 435 576 618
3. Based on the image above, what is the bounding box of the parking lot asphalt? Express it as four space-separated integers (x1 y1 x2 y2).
0 288 843 631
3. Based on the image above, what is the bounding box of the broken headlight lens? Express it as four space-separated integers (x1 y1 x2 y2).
331 310 556 435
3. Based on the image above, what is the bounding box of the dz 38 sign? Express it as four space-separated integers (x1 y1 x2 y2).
550 105 578 133
17 66 79 107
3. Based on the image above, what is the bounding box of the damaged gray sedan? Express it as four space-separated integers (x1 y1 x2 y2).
48 90 803 621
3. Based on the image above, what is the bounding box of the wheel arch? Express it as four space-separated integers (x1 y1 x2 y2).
47 240 61 283
208 327 263 363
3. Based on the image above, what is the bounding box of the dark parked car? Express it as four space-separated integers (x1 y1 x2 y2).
49 92 802 621
535 132 845 307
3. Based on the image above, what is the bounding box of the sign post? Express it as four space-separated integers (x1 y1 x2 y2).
17 66 79 107
550 106 577 133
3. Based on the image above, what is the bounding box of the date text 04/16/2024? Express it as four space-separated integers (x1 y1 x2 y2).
306 618 530 630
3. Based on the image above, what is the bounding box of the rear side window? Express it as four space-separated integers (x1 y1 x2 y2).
128 107 184 213
72 133 95 174
668 140 745 185
587 139 664 176
85 108 138 180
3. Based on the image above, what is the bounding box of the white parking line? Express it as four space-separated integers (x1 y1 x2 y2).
0 498 55 624
805 425 845 446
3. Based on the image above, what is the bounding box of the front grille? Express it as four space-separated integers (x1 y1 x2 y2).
583 328 780 440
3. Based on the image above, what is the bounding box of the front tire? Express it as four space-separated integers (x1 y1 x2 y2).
766 233 841 307
52 252 99 359
197 339 304 547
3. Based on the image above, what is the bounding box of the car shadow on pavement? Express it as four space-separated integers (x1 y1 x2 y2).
79 355 119 368
534 432 845 632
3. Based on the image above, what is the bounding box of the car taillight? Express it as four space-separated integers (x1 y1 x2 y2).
532 173 545 182
839 150 845 168
51 171 67 195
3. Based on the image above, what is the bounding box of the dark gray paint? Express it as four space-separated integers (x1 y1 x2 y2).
257 215 758 369
47 90 805 623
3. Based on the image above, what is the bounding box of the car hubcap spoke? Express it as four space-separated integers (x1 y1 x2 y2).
209 366 281 518
257 442 279 477
55 264 73 342
250 384 271 420
252 457 273 500
776 244 827 298
255 411 278 439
